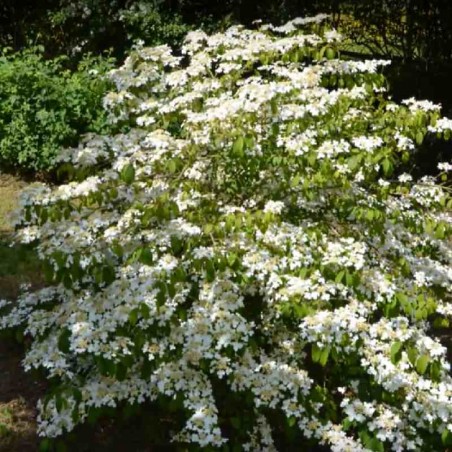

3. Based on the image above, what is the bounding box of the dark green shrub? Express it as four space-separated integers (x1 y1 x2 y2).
119 1 191 47
0 47 114 173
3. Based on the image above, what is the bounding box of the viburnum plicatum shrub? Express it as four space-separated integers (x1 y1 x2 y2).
2 14 452 451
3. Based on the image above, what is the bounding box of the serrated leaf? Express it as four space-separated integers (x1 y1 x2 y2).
416 354 430 374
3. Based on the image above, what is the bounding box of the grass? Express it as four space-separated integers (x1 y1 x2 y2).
0 174 25 234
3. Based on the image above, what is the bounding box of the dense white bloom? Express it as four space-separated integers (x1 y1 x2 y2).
263 200 285 214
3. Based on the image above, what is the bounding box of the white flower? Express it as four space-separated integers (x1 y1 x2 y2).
398 173 413 183
438 162 452 172
264 200 285 214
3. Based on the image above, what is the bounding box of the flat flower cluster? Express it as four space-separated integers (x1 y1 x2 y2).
1 14 452 451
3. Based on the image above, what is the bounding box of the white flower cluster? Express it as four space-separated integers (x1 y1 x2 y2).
1 15 451 451
428 117 452 134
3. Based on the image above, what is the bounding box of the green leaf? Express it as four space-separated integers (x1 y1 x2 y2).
230 417 241 429
290 174 301 188
203 223 214 235
205 260 216 282
441 429 452 446
345 271 354 287
39 438 53 452
319 346 330 367
415 354 430 374
390 341 403 364
395 292 408 304
58 329 71 353
167 159 177 174
72 388 82 403
311 344 321 363
312 344 330 366
415 131 424 145
342 418 353 431
116 362 128 381
368 437 384 452
120 163 135 185
287 416 297 427
407 346 417 366
43 261 54 283
335 270 345 283
325 47 336 60
139 248 153 265
102 266 115 285
171 236 183 254
382 158 392 176
55 440 68 452
227 253 237 266
435 222 446 239
430 361 441 382
128 308 139 326
232 136 244 157
56 394 64 412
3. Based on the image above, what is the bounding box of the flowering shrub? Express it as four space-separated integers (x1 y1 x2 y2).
0 48 114 172
1 14 452 451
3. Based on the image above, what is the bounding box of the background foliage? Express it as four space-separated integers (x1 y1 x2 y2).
0 48 114 172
